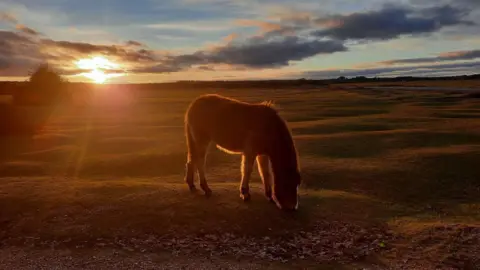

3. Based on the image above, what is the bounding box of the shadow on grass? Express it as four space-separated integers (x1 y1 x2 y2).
284 107 390 123
300 149 480 207
0 182 331 241
296 130 480 159
293 123 397 136
78 146 239 178
432 112 480 119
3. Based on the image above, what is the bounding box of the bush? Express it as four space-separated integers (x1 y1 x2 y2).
13 64 69 106
2 64 71 135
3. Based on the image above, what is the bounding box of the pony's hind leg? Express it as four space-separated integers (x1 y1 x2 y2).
195 140 212 197
186 125 212 197
185 156 196 192
185 123 211 196
256 155 273 202
185 124 197 192
240 153 255 201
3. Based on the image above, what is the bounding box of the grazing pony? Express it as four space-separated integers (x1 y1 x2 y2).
184 94 301 211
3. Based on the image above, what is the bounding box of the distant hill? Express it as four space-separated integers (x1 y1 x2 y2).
0 73 479 92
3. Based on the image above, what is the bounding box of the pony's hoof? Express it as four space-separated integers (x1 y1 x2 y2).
240 193 251 202
204 189 212 198
240 187 250 202
265 189 272 201
188 185 197 193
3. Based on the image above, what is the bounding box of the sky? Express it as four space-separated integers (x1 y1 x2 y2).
0 0 479 83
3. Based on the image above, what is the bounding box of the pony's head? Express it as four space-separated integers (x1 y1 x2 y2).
262 105 301 211
272 167 301 211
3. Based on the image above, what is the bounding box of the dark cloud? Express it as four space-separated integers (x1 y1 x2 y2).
234 3 476 48
410 0 480 8
382 50 480 65
0 31 43 76
299 61 480 79
131 64 181 74
41 40 123 55
125 40 145 47
0 31 33 46
460 0 480 7
40 39 157 63
205 36 347 68
134 36 347 73
313 4 474 41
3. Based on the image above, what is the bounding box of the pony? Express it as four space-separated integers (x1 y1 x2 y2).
183 94 301 211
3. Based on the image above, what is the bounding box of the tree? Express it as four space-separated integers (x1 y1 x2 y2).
14 63 69 106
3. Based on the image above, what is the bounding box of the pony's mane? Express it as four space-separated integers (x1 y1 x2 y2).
260 100 275 108
261 102 301 175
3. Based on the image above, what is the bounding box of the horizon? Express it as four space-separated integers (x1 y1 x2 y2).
1 0 479 84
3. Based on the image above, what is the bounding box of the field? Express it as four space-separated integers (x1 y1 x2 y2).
1 82 479 269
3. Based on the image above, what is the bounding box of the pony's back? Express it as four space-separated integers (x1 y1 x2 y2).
185 94 281 154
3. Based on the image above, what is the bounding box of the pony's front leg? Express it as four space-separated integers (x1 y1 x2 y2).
240 153 255 201
256 155 273 202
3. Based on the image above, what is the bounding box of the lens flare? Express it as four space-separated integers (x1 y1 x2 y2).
76 56 123 84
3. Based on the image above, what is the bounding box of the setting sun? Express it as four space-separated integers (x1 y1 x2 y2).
76 56 123 84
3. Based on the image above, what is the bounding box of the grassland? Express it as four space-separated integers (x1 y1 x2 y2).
0 82 479 269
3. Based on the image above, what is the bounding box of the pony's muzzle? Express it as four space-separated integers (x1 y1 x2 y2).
274 200 298 211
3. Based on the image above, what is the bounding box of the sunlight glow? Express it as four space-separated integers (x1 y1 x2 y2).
76 56 123 84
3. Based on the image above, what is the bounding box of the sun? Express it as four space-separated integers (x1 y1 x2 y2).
76 56 122 84
84 69 107 84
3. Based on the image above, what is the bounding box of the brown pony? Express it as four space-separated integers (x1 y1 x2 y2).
183 94 301 211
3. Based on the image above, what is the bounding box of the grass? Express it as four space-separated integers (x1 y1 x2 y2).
0 82 479 269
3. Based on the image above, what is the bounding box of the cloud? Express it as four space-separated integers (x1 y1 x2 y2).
313 4 474 41
1 1 477 80
226 3 476 46
0 24 159 76
381 49 480 65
